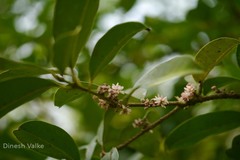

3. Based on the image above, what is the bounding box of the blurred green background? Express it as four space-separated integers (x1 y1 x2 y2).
1 0 240 159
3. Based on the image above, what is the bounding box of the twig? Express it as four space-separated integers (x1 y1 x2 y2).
116 92 240 149
116 106 180 150
128 92 240 108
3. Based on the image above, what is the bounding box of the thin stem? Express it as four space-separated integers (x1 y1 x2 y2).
71 68 82 86
53 71 240 150
116 106 180 150
51 72 71 84
116 92 240 150
197 81 203 96
128 92 240 108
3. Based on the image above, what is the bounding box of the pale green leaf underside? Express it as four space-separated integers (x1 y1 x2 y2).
101 148 119 160
134 55 203 88
0 58 51 82
193 37 240 81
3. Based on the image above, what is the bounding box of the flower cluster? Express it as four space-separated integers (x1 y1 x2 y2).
119 105 131 115
97 83 110 94
178 83 196 102
142 95 169 109
132 118 149 128
96 98 109 110
97 83 124 99
94 83 131 114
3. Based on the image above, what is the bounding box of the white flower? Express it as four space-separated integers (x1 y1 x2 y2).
111 83 124 92
152 95 169 108
108 83 124 99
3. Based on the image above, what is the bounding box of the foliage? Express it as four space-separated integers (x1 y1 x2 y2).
1 0 240 160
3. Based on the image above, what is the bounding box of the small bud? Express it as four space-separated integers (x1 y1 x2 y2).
142 98 151 109
98 99 109 110
230 90 235 94
119 105 131 115
175 96 186 104
211 85 217 91
132 118 144 128
97 84 110 94
132 118 149 129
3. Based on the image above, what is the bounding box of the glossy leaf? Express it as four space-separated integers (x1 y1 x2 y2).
164 111 240 150
0 130 47 160
0 58 50 82
53 0 99 72
203 76 240 94
193 37 240 82
134 55 203 87
0 77 56 118
13 121 80 160
226 134 240 159
54 86 83 107
89 22 149 80
119 0 137 11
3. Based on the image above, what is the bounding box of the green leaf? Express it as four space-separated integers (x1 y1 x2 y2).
164 111 240 150
226 134 240 159
0 77 56 118
102 109 161 157
102 109 142 150
0 58 51 82
134 55 203 88
203 76 240 94
53 0 99 72
13 121 80 160
0 130 47 160
129 128 161 157
236 44 240 68
54 86 83 107
119 0 137 11
89 22 149 80
193 37 240 82
101 148 119 160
